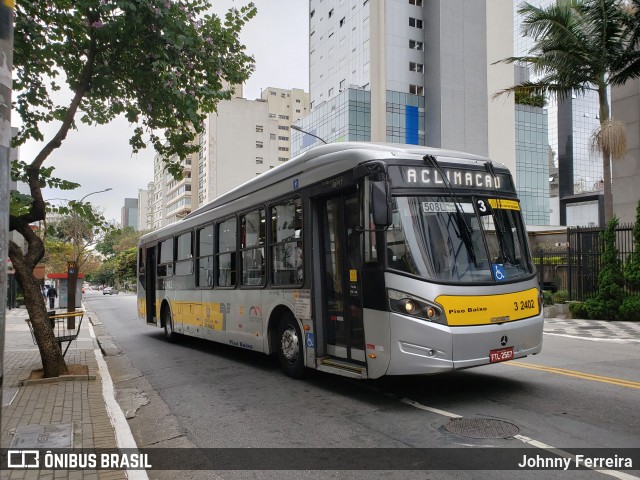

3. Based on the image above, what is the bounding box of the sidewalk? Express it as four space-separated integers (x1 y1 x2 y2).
544 317 640 342
2 306 129 480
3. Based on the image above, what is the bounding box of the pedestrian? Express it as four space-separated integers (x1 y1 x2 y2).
42 285 48 301
47 284 58 309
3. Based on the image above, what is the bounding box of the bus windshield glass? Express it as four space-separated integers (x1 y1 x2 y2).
386 196 533 283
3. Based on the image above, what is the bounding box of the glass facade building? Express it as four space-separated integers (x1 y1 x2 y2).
515 104 550 225
514 0 604 225
292 88 425 156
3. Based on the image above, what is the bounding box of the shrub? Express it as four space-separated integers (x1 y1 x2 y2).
542 290 554 306
569 302 589 319
584 217 625 320
552 290 568 304
624 200 640 291
619 295 640 321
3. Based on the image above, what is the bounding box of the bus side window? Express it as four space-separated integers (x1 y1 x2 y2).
175 231 194 275
270 198 303 286
197 225 214 287
241 208 266 286
158 238 173 277
217 217 237 287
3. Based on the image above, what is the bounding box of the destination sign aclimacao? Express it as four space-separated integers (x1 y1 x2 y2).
388 166 515 193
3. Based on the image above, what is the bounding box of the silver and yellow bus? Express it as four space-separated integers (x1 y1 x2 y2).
137 143 543 379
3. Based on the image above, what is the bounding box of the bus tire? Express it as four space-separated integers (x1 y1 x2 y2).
277 315 305 379
163 307 179 343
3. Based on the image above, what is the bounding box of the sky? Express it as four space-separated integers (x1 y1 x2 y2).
17 1 309 224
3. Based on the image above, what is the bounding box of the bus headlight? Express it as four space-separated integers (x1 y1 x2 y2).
388 289 446 325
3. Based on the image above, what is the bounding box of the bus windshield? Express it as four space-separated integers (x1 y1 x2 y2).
386 196 533 284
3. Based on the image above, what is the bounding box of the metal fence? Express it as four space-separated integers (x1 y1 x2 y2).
534 223 638 301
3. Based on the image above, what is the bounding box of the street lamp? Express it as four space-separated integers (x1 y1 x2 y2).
79 187 112 203
290 125 328 145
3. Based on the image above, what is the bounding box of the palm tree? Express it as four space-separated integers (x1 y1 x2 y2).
495 0 640 223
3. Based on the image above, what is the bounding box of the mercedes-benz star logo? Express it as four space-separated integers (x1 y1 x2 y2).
500 336 508 347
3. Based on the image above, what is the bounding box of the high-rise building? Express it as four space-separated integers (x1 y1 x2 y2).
514 0 604 226
152 150 196 229
513 65 550 225
294 0 515 175
121 198 139 230
150 87 310 229
612 78 640 224
137 184 154 231
197 88 310 206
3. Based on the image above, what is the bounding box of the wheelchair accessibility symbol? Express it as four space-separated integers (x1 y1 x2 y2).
492 264 507 282
305 332 315 348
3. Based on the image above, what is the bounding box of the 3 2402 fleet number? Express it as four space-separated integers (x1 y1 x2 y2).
513 299 536 311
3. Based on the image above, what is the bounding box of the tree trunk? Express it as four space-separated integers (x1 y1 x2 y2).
9 237 68 378
602 149 613 224
598 84 614 224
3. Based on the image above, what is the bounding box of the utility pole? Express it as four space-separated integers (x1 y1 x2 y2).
0 0 14 407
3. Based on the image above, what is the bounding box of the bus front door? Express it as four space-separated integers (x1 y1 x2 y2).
321 192 365 364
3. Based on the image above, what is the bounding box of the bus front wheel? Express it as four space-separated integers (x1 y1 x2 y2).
163 308 179 343
277 315 305 378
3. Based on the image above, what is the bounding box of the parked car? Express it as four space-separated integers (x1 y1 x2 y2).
103 287 119 295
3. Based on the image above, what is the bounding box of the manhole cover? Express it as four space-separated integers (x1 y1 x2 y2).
578 326 605 330
444 418 519 439
10 423 73 448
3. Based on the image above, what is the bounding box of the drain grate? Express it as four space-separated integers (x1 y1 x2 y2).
444 418 519 439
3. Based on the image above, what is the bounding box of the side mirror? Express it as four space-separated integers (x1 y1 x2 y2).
371 180 392 227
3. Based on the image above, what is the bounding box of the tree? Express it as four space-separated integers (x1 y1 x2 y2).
114 246 138 290
43 209 105 277
585 217 625 319
495 0 640 224
9 0 256 377
620 199 640 320
95 226 144 258
47 207 107 271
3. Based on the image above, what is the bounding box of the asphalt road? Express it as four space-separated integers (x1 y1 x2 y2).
84 292 640 480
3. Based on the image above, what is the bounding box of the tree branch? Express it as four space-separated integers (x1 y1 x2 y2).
23 29 99 225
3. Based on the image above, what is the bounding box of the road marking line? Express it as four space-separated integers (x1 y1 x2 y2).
89 322 149 480
514 435 639 480
400 398 461 418
544 332 640 344
502 362 640 389
402 398 639 479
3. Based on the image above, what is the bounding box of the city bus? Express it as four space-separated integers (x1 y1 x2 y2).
137 143 543 379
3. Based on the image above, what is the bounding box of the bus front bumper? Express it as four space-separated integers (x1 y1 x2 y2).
385 313 544 376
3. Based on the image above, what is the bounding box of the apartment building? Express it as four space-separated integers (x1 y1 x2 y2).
151 149 196 229
294 0 515 174
261 87 310 163
149 87 310 229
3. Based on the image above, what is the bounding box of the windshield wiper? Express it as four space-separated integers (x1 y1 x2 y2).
423 155 477 266
484 161 513 264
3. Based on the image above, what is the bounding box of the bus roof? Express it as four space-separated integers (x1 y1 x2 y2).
187 142 499 218
141 142 508 243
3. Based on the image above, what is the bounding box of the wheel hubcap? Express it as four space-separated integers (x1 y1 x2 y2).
281 326 299 363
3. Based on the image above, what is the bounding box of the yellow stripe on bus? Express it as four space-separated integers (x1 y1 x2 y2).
488 198 520 211
436 288 539 326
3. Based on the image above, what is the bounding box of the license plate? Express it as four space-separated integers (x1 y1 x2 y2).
490 347 514 363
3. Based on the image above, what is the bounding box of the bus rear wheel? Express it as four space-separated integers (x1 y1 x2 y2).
277 315 305 378
163 308 179 343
